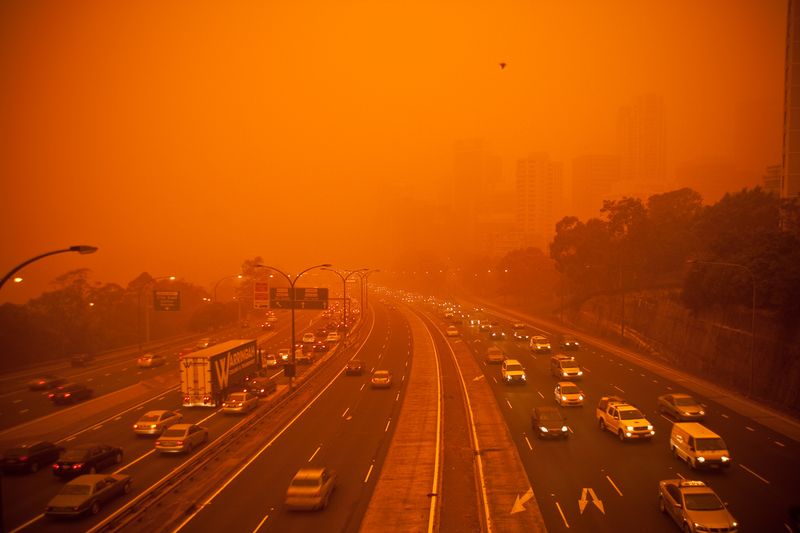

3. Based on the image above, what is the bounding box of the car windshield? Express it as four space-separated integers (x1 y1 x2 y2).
139 414 160 422
227 394 246 401
292 478 321 487
559 361 576 368
561 385 580 394
538 411 561 421
61 484 92 495
619 409 644 420
675 397 697 406
374 372 389 378
60 449 89 461
683 492 724 511
162 428 186 438
695 437 726 451
506 364 523 372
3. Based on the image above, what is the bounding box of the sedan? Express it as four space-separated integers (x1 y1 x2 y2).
560 335 581 350
48 383 93 404
658 393 706 421
44 474 132 517
2 441 63 473
445 326 460 337
325 332 341 343
28 375 67 390
530 406 569 439
302 333 316 344
52 444 123 479
137 353 166 368
345 359 364 376
659 479 738 533
313 341 329 353
554 382 584 406
285 468 336 510
133 410 183 436
222 392 259 414
370 370 392 388
155 424 208 453
243 377 277 398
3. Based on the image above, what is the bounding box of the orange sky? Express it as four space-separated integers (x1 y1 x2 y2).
0 0 787 303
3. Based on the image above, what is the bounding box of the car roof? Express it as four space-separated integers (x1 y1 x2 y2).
168 423 193 430
504 359 522 365
66 474 114 484
534 405 560 414
293 468 326 479
142 410 171 416
557 381 579 387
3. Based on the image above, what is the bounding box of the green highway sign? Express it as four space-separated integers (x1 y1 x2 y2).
269 287 329 309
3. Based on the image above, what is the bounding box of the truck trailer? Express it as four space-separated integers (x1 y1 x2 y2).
180 339 260 407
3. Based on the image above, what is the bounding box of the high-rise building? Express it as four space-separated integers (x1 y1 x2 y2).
572 155 620 219
783 0 800 199
451 139 501 248
763 164 783 196
516 153 564 251
618 94 667 194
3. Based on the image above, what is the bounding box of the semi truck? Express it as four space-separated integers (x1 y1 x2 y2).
179 339 261 407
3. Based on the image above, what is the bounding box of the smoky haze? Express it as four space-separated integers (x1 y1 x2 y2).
0 0 785 302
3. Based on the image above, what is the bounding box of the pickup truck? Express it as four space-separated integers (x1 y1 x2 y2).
596 396 655 441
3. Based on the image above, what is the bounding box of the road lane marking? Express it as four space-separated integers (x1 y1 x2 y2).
364 463 375 483
12 399 21 404
721 413 729 419
660 414 673 423
613 385 625 393
745 426 755 432
384 419 392 432
505 399 513 409
606 475 623 496
114 416 122 421
739 463 770 484
308 446 321 462
251 513 270 533
775 441 786 447
19 408 29 414
555 502 570 528
341 407 350 418
524 435 533 450
537 391 544 399
92 424 103 430
582 366 591 372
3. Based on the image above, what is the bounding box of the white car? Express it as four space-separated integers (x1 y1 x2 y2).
302 333 316 344
265 354 279 368
554 382 584 406
222 392 259 414
326 332 341 343
133 410 183 435
445 326 460 337
137 353 166 368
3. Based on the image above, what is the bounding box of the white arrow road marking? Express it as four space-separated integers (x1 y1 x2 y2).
511 488 534 514
473 375 485 382
579 488 605 514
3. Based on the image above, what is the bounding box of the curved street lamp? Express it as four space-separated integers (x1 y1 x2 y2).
686 259 756 396
0 245 98 291
138 275 176 352
213 274 243 303
322 268 367 342
255 263 331 388
356 269 381 316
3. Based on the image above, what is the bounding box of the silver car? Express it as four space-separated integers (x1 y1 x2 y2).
44 474 132 517
221 392 259 414
155 424 208 453
285 468 336 510
659 479 738 532
658 393 705 421
133 410 183 436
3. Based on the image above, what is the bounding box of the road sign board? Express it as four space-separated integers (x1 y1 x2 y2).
269 287 329 309
253 281 270 309
153 290 181 311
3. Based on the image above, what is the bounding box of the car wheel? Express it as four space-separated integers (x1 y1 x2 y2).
115 453 122 464
89 466 97 474
29 461 39 473
618 430 625 442
659 496 666 513
91 501 101 515
186 443 193 453
598 419 605 430
123 480 132 494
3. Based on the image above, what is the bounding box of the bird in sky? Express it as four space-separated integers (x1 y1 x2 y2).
499 62 507 70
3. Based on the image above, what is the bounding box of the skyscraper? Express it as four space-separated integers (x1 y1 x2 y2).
572 154 620 219
451 139 501 247
516 153 564 251
783 0 800 199
618 94 667 195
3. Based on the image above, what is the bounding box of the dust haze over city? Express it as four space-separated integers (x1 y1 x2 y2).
0 0 785 303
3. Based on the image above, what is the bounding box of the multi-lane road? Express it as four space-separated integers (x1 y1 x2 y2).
1 295 799 532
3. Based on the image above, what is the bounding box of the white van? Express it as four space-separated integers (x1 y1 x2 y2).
670 422 731 469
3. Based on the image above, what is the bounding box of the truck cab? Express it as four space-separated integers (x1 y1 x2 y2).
596 396 655 441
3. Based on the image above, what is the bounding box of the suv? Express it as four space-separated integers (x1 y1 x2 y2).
550 354 583 379
596 396 654 441
501 359 527 384
530 336 551 353
658 479 738 532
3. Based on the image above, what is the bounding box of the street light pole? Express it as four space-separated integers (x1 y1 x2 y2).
687 259 756 396
213 274 243 302
255 263 331 389
360 269 380 315
139 275 175 352
322 268 366 343
0 245 98 291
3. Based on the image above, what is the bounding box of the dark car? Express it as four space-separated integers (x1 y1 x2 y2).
345 359 364 376
48 383 93 404
2 441 64 473
70 353 94 367
261 322 274 330
313 341 329 353
45 474 132 517
489 330 507 341
315 328 328 339
530 406 569 439
52 444 123 479
28 375 67 390
243 377 277 398
560 335 581 351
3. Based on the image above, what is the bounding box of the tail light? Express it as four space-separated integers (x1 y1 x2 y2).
19 455 29 462
72 463 84 470
183 396 190 404
155 441 162 446
176 441 184 446
64 393 71 398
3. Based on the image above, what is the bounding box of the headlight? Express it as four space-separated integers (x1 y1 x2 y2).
626 426 634 431
699 410 705 415
150 424 158 429
697 456 706 463
578 395 584 400
561 395 567 401
539 426 548 433
647 425 653 430
562 371 568 377
561 426 568 432
577 371 583 376
521 374 526 380
721 456 730 462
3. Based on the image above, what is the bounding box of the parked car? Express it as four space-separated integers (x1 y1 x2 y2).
133 410 183 436
70 353 94 367
48 383 93 404
222 391 259 414
345 359 364 376
44 474 132 517
155 424 208 453
2 441 64 473
137 353 166 368
530 406 569 439
658 393 706 421
370 370 392 388
52 444 123 479
28 375 67 390
285 467 337 510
